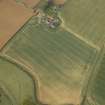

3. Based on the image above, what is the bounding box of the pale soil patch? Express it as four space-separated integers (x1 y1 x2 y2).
0 0 33 49
38 86 82 105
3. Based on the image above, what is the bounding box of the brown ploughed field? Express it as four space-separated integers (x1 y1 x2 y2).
0 0 33 49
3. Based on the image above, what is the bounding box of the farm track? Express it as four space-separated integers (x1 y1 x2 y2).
81 44 105 105
88 50 105 105
60 17 100 51
61 0 105 47
0 54 43 105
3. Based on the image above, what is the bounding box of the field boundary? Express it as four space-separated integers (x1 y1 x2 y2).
60 15 100 51
80 44 105 105
0 54 44 105
0 15 35 52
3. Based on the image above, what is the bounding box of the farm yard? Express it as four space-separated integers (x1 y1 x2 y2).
61 0 105 48
1 16 98 105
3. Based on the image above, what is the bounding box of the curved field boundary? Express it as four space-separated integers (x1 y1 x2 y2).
0 54 45 105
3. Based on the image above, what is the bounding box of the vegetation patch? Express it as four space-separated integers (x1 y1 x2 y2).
2 16 97 105
61 0 105 48
0 57 36 105
88 53 105 105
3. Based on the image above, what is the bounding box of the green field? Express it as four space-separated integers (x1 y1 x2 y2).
86 53 105 105
1 1 105 105
0 86 12 105
0 57 36 105
1 16 98 104
61 0 105 47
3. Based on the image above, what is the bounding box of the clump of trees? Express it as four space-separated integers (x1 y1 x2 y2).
44 0 57 16
42 0 62 28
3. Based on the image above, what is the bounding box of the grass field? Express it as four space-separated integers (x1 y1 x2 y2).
0 86 13 105
1 16 97 105
86 53 105 105
0 57 36 105
61 0 105 48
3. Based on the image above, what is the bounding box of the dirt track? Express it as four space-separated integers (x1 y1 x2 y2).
0 0 33 49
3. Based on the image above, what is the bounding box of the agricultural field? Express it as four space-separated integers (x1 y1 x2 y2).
1 0 105 105
85 52 105 105
1 16 97 105
0 57 37 105
61 0 105 48
0 0 33 49
15 0 41 9
23 0 40 8
0 86 13 105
